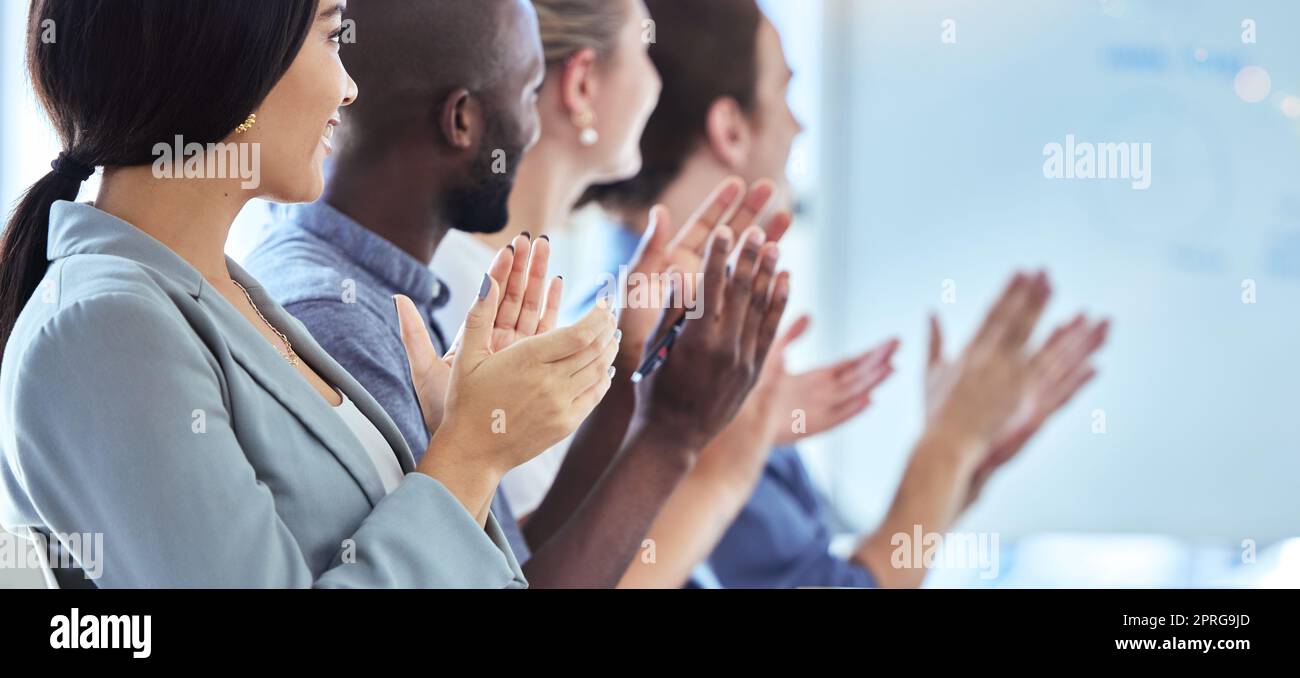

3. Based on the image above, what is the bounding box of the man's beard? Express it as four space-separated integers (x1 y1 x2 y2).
446 123 524 234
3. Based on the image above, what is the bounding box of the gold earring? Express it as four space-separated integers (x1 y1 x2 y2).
234 113 257 134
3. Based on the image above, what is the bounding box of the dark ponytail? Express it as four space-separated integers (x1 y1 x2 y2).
0 173 82 359
0 0 318 363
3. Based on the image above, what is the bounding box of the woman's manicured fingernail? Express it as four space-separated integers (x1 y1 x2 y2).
506 244 515 254
607 366 616 379
539 234 549 242
521 231 532 241
614 329 623 343
478 273 491 300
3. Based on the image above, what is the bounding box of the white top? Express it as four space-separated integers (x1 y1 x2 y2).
430 230 570 516
431 230 498 347
500 435 573 516
333 389 404 495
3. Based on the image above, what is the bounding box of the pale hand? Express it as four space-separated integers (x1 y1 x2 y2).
617 178 793 358
397 233 564 435
924 273 1110 508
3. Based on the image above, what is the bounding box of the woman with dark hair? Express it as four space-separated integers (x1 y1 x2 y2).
0 0 618 587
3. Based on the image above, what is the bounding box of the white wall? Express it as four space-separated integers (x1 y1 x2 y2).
806 0 1300 543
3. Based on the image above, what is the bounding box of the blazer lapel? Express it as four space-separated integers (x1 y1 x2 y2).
207 265 400 506
231 262 418 475
325 365 419 475
274 304 420 475
43 206 411 505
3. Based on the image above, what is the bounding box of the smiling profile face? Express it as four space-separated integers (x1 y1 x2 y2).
239 0 358 203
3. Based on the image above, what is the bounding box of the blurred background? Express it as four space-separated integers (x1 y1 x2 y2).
2 0 1298 587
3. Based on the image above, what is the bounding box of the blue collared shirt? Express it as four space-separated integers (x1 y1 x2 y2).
708 447 877 589
244 201 531 564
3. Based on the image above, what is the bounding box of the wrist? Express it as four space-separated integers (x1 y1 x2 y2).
420 425 505 520
692 435 770 500
625 413 704 469
919 418 991 468
852 531 921 589
750 400 786 446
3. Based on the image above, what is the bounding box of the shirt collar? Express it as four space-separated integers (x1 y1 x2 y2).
46 201 206 298
285 200 450 309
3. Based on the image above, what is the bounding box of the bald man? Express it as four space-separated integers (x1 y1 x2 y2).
246 0 693 588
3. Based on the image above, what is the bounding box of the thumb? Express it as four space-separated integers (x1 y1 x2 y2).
774 314 811 352
395 294 438 380
646 204 675 254
629 205 675 277
457 273 500 370
928 313 944 368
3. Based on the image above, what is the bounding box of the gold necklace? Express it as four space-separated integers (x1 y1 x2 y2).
231 279 299 366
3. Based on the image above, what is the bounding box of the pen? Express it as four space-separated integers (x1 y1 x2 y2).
630 314 687 383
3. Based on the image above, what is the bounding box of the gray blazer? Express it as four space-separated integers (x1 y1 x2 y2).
0 201 526 588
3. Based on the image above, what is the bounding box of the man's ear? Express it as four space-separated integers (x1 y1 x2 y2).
704 96 751 170
559 47 599 122
439 87 478 150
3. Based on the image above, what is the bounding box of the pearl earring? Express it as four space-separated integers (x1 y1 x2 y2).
574 110 599 146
